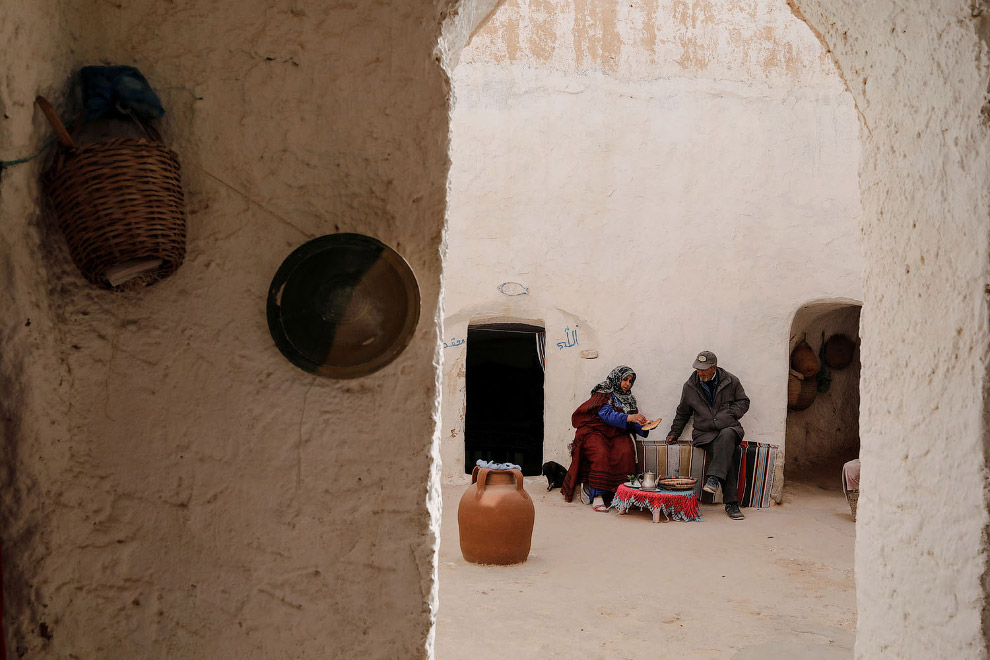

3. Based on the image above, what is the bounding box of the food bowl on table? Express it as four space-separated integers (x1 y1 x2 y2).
658 477 697 491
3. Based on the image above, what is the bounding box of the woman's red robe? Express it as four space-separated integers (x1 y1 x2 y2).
561 391 637 502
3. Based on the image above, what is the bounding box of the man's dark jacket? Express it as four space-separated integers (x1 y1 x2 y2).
667 367 751 445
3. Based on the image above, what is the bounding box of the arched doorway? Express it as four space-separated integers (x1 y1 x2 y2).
436 0 864 657
464 321 545 474
785 300 862 500
437 0 990 657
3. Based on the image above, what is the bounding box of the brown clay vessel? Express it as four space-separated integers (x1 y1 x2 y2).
457 466 535 565
790 340 820 378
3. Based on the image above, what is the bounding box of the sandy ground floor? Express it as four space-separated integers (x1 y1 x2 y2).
435 465 856 660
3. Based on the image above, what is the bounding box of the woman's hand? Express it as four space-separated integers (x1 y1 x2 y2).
628 413 647 425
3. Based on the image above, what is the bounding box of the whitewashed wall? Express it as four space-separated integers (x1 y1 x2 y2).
440 0 863 489
0 1 450 657
791 1 990 656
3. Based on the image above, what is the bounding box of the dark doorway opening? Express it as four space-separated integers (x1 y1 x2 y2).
464 322 545 475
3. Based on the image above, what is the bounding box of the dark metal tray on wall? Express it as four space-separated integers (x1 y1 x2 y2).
267 233 420 379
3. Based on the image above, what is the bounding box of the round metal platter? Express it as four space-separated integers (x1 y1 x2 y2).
267 233 420 378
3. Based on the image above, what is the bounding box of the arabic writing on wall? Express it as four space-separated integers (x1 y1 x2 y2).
444 327 576 350
556 326 579 350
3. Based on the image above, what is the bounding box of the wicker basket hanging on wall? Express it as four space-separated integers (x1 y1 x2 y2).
790 340 820 378
787 369 817 411
823 333 857 370
35 96 186 290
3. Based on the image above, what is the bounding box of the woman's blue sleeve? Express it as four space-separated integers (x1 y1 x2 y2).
597 403 628 429
598 401 650 437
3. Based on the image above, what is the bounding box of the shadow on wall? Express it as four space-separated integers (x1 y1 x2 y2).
785 299 862 479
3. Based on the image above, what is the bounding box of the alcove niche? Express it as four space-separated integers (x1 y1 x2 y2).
785 299 862 481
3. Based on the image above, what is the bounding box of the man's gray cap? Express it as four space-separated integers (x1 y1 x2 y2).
692 351 718 370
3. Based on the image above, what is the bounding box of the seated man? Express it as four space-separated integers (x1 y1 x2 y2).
665 351 751 520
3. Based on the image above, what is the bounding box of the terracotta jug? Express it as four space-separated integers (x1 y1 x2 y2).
790 340 821 378
824 333 857 370
457 466 535 565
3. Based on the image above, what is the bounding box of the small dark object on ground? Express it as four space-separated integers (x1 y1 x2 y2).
542 461 567 491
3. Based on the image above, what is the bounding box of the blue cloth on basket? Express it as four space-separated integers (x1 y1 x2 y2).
80 66 165 121
475 459 522 471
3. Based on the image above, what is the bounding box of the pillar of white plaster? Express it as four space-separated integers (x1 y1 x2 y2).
439 0 864 495
791 1 990 656
0 1 451 657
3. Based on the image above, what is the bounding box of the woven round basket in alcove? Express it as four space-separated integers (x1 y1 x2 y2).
787 370 816 411
37 96 186 289
824 334 857 370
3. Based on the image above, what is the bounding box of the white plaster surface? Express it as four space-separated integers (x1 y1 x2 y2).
440 0 864 500
0 1 452 657
438 0 503 72
789 0 990 657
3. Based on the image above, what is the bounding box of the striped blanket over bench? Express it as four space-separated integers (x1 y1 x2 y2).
634 439 778 508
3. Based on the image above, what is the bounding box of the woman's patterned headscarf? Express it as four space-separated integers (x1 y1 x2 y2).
591 365 638 413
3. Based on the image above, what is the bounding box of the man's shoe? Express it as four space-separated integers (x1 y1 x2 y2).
702 476 721 494
579 483 591 505
725 503 745 520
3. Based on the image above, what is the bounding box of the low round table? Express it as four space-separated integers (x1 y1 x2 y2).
611 483 702 522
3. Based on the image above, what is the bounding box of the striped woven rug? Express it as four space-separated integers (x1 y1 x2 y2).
739 442 778 508
635 439 778 508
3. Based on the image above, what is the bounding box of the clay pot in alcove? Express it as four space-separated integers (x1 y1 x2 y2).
787 370 817 411
824 334 857 370
790 340 821 378
458 466 535 565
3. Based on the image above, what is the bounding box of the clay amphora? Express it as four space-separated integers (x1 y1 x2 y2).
457 466 536 565
823 333 857 370
790 340 821 378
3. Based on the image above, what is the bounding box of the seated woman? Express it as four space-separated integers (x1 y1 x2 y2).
561 365 652 512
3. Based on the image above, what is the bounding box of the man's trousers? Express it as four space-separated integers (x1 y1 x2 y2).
695 428 741 503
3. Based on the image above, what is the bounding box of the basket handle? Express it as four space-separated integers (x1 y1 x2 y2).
120 106 163 143
34 96 76 148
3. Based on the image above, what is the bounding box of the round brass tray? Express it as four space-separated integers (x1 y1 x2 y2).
267 233 420 378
